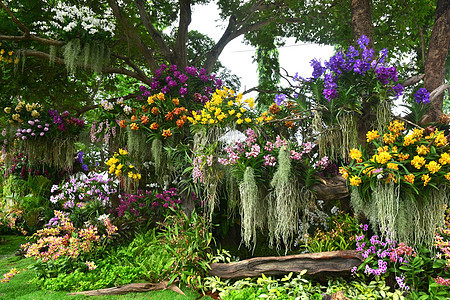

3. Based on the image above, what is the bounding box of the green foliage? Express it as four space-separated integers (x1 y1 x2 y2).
204 272 406 300
306 212 361 253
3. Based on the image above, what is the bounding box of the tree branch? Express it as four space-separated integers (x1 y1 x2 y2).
135 0 172 59
402 74 425 87
21 49 152 85
173 0 191 69
429 83 450 102
0 0 29 34
107 0 158 72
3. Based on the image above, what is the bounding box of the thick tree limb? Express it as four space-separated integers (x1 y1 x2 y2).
173 0 191 69
402 74 425 87
67 281 185 296
107 0 158 72
430 83 450 102
135 0 172 59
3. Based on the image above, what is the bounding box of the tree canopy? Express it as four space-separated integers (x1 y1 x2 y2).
0 0 448 119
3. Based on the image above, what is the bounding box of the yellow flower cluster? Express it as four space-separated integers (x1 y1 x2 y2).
0 43 19 64
105 149 141 181
187 87 274 126
4 101 42 124
366 130 380 142
342 119 450 194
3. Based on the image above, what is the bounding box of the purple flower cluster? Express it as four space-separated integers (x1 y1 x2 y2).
414 88 430 104
138 63 223 102
307 35 401 102
15 119 50 140
48 109 85 133
116 190 149 218
152 188 182 209
274 93 286 106
354 224 414 288
375 66 398 85
76 151 89 172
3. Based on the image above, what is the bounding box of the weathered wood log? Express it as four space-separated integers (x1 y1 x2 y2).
209 250 363 279
67 281 185 296
312 175 349 201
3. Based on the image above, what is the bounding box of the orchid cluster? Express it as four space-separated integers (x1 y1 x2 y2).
50 173 117 209
47 109 85 136
0 42 18 64
32 2 115 39
187 87 275 128
119 92 189 140
105 148 141 181
352 224 415 291
115 188 182 226
22 210 117 262
90 120 117 145
298 35 403 104
75 151 89 172
203 128 327 184
340 119 450 197
142 63 222 105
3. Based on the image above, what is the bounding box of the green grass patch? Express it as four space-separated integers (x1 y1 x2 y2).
0 235 212 299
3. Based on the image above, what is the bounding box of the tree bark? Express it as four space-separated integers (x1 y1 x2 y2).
209 250 363 279
422 0 450 124
350 0 374 49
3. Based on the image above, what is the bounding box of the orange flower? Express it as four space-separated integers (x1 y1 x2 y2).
173 107 182 115
285 121 294 128
172 98 180 106
151 107 159 115
130 123 139 130
176 119 185 128
157 92 165 100
141 115 149 124
150 122 159 130
119 120 127 128
162 129 172 139
269 103 280 114
165 112 174 120
131 115 138 122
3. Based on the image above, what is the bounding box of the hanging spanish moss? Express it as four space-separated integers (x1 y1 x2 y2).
151 138 163 174
336 113 358 161
49 45 57 66
203 167 221 222
239 166 260 251
270 146 313 250
22 138 76 171
351 183 449 249
376 100 392 134
225 167 240 219
64 39 81 74
126 127 148 162
63 39 110 74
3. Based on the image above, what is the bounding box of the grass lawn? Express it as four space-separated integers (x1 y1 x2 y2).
0 235 212 300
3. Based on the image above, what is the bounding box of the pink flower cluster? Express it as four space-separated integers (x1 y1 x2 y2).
22 210 116 262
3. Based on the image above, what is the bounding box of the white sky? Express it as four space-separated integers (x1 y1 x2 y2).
190 3 334 97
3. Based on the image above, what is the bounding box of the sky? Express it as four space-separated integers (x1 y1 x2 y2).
189 3 334 98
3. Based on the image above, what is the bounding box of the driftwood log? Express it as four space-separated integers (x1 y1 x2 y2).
67 281 185 296
312 175 349 201
209 250 363 279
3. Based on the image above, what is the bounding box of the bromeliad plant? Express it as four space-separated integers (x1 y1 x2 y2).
341 119 450 247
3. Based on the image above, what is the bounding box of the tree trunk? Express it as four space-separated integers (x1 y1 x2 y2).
351 0 375 146
422 0 450 124
350 0 374 49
